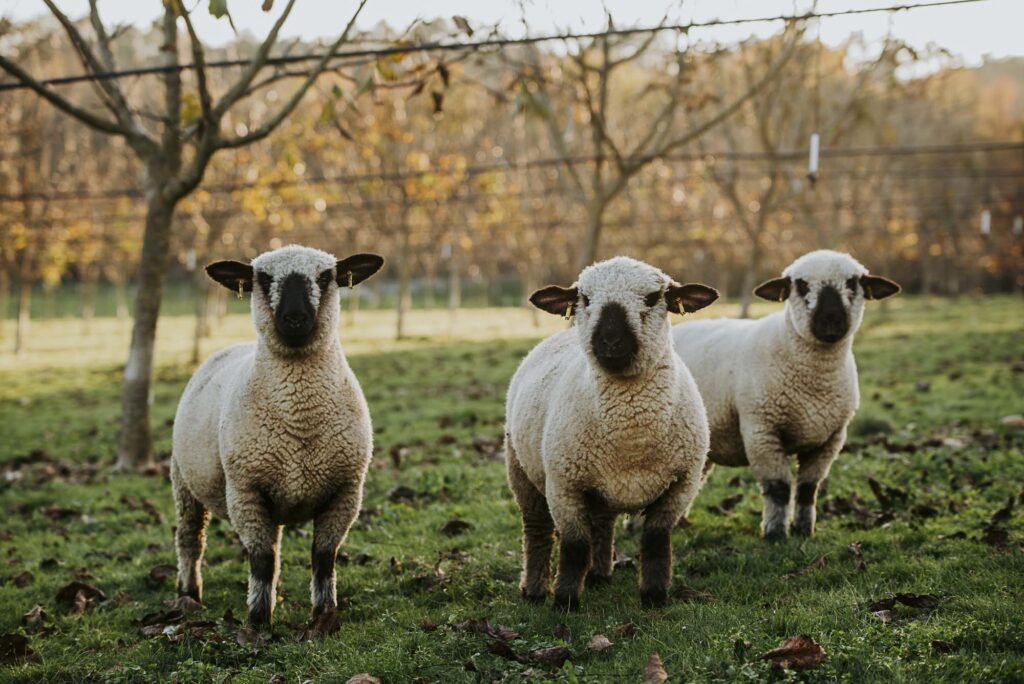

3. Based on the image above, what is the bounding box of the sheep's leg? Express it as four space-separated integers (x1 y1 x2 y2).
507 449 554 602
639 475 694 607
230 488 282 628
587 508 617 587
548 488 592 611
744 427 792 542
681 459 716 522
172 466 209 602
793 428 845 537
310 487 362 617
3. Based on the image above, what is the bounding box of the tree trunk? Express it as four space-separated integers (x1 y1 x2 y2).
395 224 412 340
578 202 606 271
191 268 208 364
81 269 98 334
114 277 129 319
738 241 762 319
0 268 9 341
14 273 31 355
116 198 176 470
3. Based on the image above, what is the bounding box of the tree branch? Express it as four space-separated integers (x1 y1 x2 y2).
217 0 368 150
0 54 123 135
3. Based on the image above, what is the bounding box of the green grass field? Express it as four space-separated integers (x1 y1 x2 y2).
0 298 1022 683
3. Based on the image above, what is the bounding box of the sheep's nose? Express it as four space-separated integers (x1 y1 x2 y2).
283 311 309 328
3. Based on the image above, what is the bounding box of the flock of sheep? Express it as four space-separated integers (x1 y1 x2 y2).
170 244 899 627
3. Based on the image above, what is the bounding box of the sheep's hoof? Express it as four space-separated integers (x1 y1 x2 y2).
639 586 668 608
586 572 613 588
790 522 814 538
763 528 788 543
247 605 273 628
552 591 581 612
176 583 201 602
520 587 547 604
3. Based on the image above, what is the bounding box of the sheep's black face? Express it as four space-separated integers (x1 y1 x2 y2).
809 284 849 343
591 302 638 374
273 273 317 348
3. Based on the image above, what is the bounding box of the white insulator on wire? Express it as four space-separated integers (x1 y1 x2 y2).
807 133 820 181
980 209 991 236
1013 215 1023 237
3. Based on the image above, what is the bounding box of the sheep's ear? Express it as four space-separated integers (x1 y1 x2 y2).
206 260 253 293
860 274 900 300
754 276 791 302
529 285 578 316
666 282 719 314
336 253 385 287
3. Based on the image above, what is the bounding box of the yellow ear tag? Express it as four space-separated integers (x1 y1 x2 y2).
676 298 685 315
563 302 574 321
347 271 353 290
237 280 244 300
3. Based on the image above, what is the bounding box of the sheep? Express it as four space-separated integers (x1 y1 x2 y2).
170 244 384 627
505 256 719 609
671 249 900 541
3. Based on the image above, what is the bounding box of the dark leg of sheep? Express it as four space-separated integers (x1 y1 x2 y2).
744 427 792 542
507 448 554 603
230 488 282 628
587 508 617 587
792 428 844 537
310 488 362 617
553 534 591 611
172 464 209 602
639 476 693 607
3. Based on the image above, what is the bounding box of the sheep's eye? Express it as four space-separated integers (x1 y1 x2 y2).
795 279 809 297
644 290 662 307
580 294 590 308
846 277 858 293
256 272 273 298
317 271 333 290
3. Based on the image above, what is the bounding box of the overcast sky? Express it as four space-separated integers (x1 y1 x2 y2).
1 0 1019 66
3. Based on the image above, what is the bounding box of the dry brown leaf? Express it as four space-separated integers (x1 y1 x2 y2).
643 652 668 683
587 634 613 651
531 646 572 667
346 675 381 684
759 635 826 669
0 633 39 665
553 623 572 641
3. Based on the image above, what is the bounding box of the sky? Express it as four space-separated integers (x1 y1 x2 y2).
1 0 1020 67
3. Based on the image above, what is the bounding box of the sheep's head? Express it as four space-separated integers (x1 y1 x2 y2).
206 245 383 355
754 249 899 345
531 257 718 378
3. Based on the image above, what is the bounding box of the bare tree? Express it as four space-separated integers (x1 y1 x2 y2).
515 18 801 269
0 0 367 468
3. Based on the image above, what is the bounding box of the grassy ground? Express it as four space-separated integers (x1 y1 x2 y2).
0 297 1022 683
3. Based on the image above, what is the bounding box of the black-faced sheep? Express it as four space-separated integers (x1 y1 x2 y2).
672 249 900 541
171 245 384 627
505 256 718 609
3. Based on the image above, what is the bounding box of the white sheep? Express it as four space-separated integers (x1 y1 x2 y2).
672 249 899 541
171 244 384 627
505 256 718 609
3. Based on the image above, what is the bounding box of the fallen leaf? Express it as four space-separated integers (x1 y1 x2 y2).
386 486 417 504
236 627 264 646
788 555 828 577
55 581 106 610
759 635 826 669
709 493 743 514
643 652 668 683
487 639 527 663
931 639 957 654
147 564 177 588
164 596 205 614
673 585 714 602
439 519 472 537
613 622 639 638
0 633 38 665
346 675 381 684
419 618 437 632
531 646 572 667
981 525 1009 547
873 609 893 623
999 415 1024 428
11 571 34 588
613 548 635 569
21 605 45 626
297 608 342 640
588 634 612 651
894 593 940 609
553 623 572 642
353 552 373 565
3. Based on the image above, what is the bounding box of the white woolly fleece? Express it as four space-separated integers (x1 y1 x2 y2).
506 257 710 536
171 244 373 614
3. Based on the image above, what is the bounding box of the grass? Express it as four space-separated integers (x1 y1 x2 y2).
0 297 1022 683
